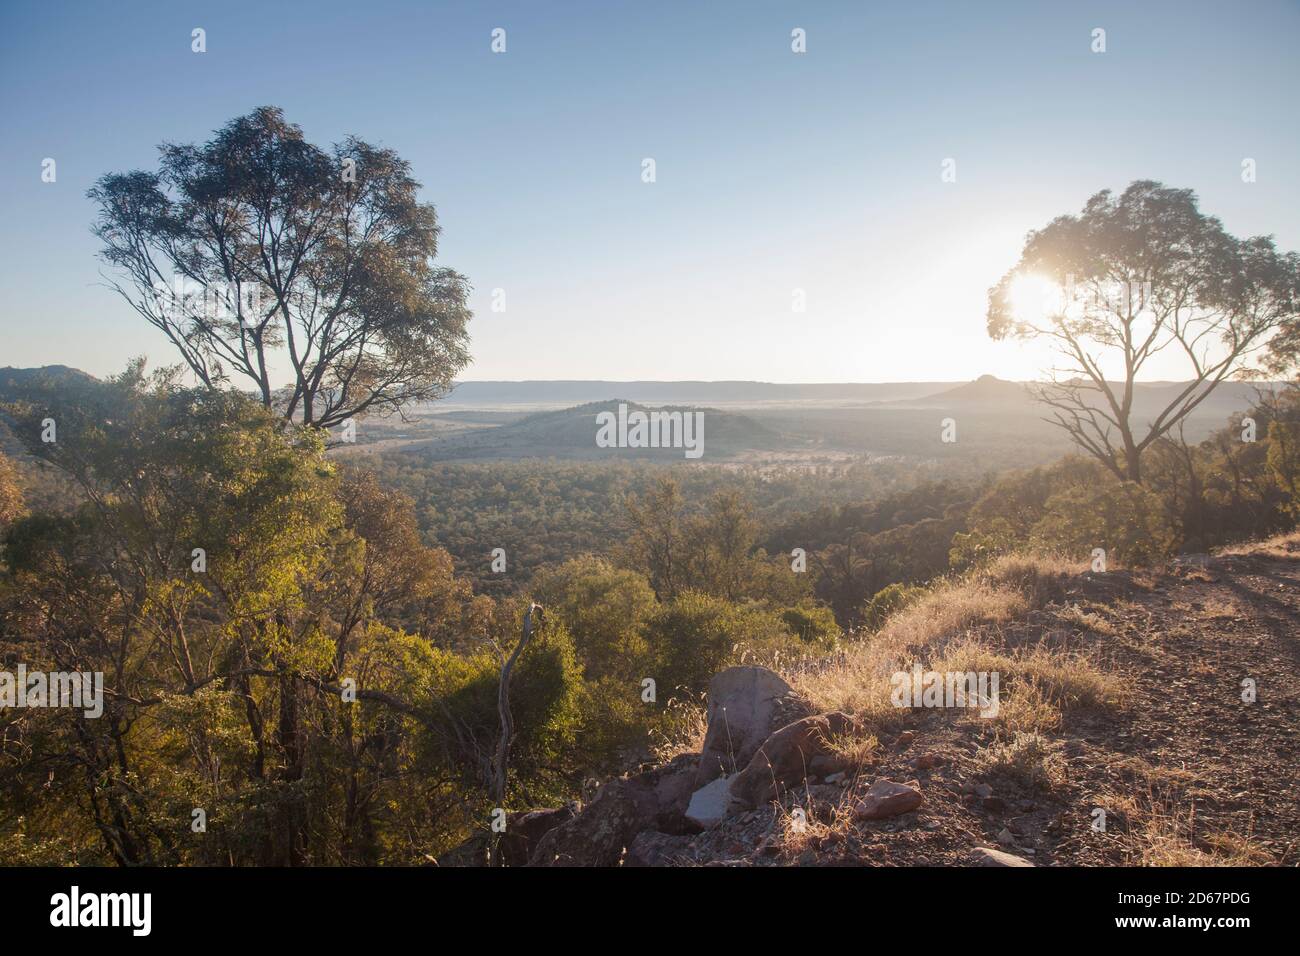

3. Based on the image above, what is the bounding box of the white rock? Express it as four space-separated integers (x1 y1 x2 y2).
685 776 736 829
971 846 1035 867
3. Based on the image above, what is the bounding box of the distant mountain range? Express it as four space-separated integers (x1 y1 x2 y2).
2 367 1281 466
439 380 952 407
900 373 1277 424
440 375 1283 415
5 367 1279 416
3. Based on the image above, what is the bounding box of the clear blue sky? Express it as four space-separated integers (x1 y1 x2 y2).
2 0 1297 383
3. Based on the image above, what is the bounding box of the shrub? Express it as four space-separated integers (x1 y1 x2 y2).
860 582 926 631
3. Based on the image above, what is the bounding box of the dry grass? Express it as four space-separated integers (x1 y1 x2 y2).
1110 791 1274 866
786 554 1121 734
1197 597 1244 620
649 695 708 763
788 580 1028 723
984 680 1063 734
825 732 879 771
774 792 857 860
1054 602 1119 636
976 731 1067 789
1216 530 1300 559
937 637 1125 718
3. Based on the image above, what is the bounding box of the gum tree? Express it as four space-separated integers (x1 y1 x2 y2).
88 107 471 429
987 181 1299 483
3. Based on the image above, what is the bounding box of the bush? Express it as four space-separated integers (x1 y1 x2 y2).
860 582 926 631
779 602 841 648
531 555 655 680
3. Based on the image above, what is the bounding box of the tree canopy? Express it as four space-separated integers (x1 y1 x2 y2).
988 180 1299 483
88 107 472 429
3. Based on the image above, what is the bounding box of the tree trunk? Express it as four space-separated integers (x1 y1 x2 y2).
489 603 541 867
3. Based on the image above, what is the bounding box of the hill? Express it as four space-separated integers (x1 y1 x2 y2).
459 534 1300 866
412 400 788 461
905 375 1275 441
0 365 100 399
910 374 1034 407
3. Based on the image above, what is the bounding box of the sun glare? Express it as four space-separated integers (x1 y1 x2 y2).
1008 272 1061 323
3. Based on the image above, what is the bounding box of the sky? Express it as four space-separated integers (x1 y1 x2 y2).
1 0 1297 384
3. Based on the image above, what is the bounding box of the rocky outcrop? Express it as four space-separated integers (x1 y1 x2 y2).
522 666 869 864
499 805 577 866
437 803 576 866
728 711 862 809
625 831 698 867
527 754 697 866
696 666 807 786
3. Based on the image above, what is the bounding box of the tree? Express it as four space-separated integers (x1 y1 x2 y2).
323 467 488 665
88 107 471 429
684 489 760 601
531 555 655 681
988 181 1299 483
622 476 686 599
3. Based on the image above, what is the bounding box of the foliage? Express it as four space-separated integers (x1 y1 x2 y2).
87 107 471 428
988 180 1299 483
861 583 927 631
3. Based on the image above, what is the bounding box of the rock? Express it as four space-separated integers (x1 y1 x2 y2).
652 759 700 824
528 779 645 866
499 805 577 866
808 753 849 777
971 846 1035 867
625 831 697 867
728 712 864 809
852 778 923 820
996 827 1016 846
825 771 848 785
913 753 944 770
981 796 1007 813
974 783 994 799
696 666 800 786
528 754 698 866
895 731 916 750
685 776 736 829
437 803 576 866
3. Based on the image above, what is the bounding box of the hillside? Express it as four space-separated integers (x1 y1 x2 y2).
413 400 788 461
0 365 100 398
466 534 1300 866
904 375 1274 443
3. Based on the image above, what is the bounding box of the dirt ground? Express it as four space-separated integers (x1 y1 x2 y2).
664 536 1300 867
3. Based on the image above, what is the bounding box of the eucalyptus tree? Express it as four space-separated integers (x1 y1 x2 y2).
988 181 1298 483
89 107 471 429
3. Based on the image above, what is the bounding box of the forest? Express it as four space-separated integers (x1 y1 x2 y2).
1 107 1298 868
2 360 1298 864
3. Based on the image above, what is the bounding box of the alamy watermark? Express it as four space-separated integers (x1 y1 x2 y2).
0 665 104 718
890 664 1000 718
595 402 704 459
50 886 150 936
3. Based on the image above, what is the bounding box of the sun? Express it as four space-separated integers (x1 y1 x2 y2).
1007 272 1062 323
